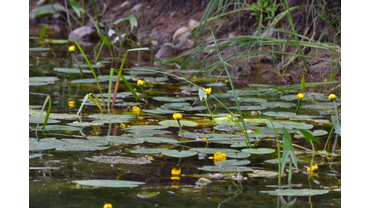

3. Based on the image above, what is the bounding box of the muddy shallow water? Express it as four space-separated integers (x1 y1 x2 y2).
29 22 340 208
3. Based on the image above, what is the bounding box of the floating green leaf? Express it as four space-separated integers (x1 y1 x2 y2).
29 77 58 86
229 106 267 111
294 130 328 138
215 159 251 167
29 154 43 159
241 148 275 154
267 121 313 130
53 68 92 74
85 156 151 164
143 137 178 143
226 152 251 159
248 170 280 178
56 139 108 151
38 125 81 131
331 115 341 136
87 136 145 145
161 150 197 158
189 148 239 154
198 166 253 172
159 120 198 127
261 102 296 108
260 189 329 196
67 122 104 127
130 148 168 154
142 109 181 114
152 97 186 102
180 106 208 111
72 180 145 188
29 138 63 151
137 191 160 198
301 102 341 110
263 112 297 117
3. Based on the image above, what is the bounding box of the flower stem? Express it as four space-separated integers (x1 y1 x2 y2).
295 99 302 114
309 140 315 178
333 100 338 117
140 86 148 102
177 120 185 141
204 97 216 124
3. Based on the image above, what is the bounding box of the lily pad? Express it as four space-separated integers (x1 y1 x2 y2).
29 117 60 124
225 152 251 159
125 125 169 130
189 148 240 154
234 97 267 103
266 121 313 130
56 139 108 151
229 106 267 111
195 113 240 118
180 106 208 111
143 137 178 143
241 148 275 154
301 102 340 110
294 130 328 138
260 189 329 196
161 102 190 109
72 180 145 188
159 120 198 127
88 114 136 123
161 150 198 158
143 77 169 82
198 166 253 172
29 154 43 159
38 125 81 131
261 102 296 108
142 109 181 114
263 112 297 117
206 82 226 87
85 156 151 164
137 191 160 198
130 148 168 154
126 129 172 135
215 159 251 167
248 170 280 178
153 97 185 102
87 136 145 145
29 138 64 151
53 68 92 74
67 122 104 127
29 76 59 86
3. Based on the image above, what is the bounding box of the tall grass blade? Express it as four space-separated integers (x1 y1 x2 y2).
281 128 298 171
73 38 106 110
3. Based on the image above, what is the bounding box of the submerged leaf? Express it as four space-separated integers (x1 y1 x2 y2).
260 189 329 196
85 156 151 164
72 180 145 188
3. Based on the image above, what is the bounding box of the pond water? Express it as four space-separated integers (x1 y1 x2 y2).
29 23 341 208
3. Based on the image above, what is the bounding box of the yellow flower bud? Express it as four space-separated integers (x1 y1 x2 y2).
132 106 141 115
297 93 304 100
103 203 113 208
173 113 182 120
307 164 318 173
203 87 212 94
328 94 337 101
137 79 145 87
68 45 76 52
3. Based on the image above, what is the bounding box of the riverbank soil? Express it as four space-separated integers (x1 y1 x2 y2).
29 0 341 86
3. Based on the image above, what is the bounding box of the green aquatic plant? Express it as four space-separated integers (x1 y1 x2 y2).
199 87 216 124
298 129 320 178
173 113 185 140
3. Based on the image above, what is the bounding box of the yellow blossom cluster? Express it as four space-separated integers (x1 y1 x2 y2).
307 164 318 173
209 152 227 163
171 166 181 180
132 106 141 114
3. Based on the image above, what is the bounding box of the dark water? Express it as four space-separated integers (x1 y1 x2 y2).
29 22 340 208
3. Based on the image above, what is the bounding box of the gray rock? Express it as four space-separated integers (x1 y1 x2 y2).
154 43 178 58
68 26 97 41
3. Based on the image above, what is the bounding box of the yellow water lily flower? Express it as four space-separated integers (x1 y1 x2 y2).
297 93 304 100
103 203 113 208
142 155 154 160
120 123 126 129
328 94 337 101
68 45 76 52
137 79 145 87
202 137 211 144
171 167 181 175
132 106 141 114
307 164 318 173
173 113 182 120
209 152 227 163
203 87 212 94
